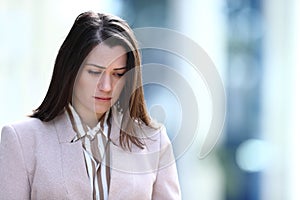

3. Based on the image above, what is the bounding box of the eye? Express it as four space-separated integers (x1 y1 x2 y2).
113 72 126 77
87 70 102 75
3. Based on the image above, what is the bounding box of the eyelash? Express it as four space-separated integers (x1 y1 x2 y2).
88 70 102 75
87 70 125 77
113 72 125 77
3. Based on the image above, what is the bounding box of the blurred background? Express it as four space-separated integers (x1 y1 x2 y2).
0 0 299 199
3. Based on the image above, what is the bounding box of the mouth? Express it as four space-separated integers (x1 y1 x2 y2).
94 96 112 101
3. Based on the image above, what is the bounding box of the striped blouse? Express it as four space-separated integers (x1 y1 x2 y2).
66 105 111 200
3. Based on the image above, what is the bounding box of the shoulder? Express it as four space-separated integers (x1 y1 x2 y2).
110 107 172 151
0 118 51 164
142 120 170 142
0 117 59 147
134 121 172 152
2 117 53 136
13 117 50 128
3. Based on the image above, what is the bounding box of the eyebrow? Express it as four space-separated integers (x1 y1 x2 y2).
86 63 127 70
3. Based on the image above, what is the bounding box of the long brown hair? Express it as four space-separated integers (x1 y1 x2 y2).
31 11 152 149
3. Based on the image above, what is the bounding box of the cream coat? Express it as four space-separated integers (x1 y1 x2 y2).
0 112 181 200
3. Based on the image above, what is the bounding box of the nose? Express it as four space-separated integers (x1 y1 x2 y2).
97 72 112 92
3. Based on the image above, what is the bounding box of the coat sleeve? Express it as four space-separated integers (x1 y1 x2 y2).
152 126 181 200
0 125 30 200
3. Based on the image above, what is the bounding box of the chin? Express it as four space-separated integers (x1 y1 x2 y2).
94 105 111 114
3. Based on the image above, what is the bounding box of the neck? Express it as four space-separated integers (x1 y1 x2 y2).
71 106 104 128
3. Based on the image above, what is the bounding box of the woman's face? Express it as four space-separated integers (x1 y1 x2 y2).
72 43 127 126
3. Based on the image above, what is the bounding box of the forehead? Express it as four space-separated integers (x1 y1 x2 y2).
84 43 127 67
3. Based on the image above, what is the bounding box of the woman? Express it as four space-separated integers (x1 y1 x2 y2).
0 11 181 199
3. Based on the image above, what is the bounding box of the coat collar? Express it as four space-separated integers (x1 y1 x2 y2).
53 111 77 143
52 106 160 145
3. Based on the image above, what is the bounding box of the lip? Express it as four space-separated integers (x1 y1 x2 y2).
94 96 112 101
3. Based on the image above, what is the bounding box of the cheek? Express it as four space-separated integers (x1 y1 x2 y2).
74 76 95 100
113 79 126 95
73 80 82 97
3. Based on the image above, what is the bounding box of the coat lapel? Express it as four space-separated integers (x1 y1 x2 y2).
108 115 160 199
51 109 160 199
53 112 92 199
